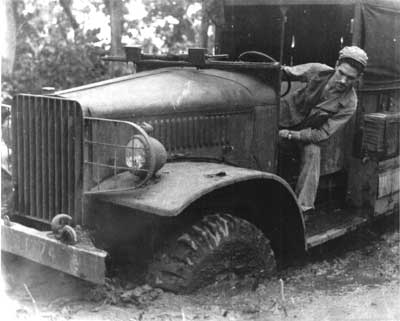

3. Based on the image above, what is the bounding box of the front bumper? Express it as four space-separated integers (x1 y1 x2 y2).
1 219 107 284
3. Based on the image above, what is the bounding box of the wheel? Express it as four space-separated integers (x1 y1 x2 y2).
147 213 276 293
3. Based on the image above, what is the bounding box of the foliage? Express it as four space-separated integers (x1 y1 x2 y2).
139 0 223 54
2 0 109 102
3 32 108 99
2 0 221 102
141 0 197 53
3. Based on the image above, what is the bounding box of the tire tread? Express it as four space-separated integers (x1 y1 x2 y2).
147 214 275 293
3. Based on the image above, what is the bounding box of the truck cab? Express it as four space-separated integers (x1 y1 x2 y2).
219 0 399 242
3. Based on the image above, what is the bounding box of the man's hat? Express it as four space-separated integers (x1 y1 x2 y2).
338 46 368 68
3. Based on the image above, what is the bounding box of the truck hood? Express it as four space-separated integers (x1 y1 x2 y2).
57 67 277 118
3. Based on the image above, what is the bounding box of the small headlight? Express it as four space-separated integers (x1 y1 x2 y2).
125 135 147 170
125 134 167 179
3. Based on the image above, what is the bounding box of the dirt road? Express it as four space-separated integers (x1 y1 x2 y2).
2 216 399 321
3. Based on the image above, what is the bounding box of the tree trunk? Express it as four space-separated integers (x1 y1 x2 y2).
109 0 124 75
59 0 81 41
199 0 209 50
2 0 16 76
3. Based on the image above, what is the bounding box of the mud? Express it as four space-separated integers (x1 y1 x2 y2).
1 215 399 321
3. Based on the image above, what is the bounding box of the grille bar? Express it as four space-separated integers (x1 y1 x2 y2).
23 96 30 215
29 98 36 218
41 98 49 221
67 105 74 217
35 97 42 219
60 101 68 212
12 95 84 225
74 106 83 224
54 100 61 217
48 99 56 220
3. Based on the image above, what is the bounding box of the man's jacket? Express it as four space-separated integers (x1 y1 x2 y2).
279 63 357 144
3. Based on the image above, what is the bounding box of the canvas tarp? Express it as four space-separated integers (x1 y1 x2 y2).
361 0 400 90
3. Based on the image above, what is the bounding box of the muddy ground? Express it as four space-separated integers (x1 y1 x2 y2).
1 215 399 321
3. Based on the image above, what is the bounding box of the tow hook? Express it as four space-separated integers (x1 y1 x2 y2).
51 214 78 245
2 215 12 226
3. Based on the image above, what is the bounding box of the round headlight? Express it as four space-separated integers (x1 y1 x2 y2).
125 134 167 179
125 135 147 170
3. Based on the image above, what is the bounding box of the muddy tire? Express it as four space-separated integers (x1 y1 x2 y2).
147 213 276 293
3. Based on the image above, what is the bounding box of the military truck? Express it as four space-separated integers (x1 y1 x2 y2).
2 0 399 293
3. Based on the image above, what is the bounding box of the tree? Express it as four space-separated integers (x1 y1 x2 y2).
199 0 209 49
141 0 223 54
2 0 108 100
1 0 225 102
109 0 124 56
107 0 124 75
2 0 17 78
142 0 201 53
201 0 225 53
58 0 82 41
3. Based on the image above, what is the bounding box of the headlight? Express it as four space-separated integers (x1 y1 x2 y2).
125 134 167 178
125 135 147 170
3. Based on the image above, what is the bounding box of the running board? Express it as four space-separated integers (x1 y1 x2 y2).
305 207 396 248
306 215 368 248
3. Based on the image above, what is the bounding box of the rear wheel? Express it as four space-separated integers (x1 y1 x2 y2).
147 213 276 293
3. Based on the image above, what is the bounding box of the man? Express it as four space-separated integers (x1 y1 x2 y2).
279 46 368 214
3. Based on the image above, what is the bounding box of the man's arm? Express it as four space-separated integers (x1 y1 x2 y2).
298 108 354 143
279 107 355 144
283 63 332 82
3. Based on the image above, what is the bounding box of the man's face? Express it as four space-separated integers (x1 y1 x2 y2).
330 62 361 92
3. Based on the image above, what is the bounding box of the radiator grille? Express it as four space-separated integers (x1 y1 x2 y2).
12 95 84 225
147 114 230 152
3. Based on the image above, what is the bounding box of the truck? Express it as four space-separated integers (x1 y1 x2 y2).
2 0 399 293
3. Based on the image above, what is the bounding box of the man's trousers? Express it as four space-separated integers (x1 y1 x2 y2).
296 143 321 212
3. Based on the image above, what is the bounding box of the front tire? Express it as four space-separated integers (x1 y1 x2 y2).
147 213 276 293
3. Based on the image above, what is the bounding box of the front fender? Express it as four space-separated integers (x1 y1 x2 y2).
94 161 301 217
94 162 307 254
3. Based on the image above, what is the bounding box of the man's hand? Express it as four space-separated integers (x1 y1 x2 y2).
279 129 301 140
279 129 290 139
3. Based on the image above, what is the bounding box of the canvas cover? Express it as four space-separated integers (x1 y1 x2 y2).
361 0 400 90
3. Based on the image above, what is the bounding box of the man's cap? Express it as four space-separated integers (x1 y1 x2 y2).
338 46 368 67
